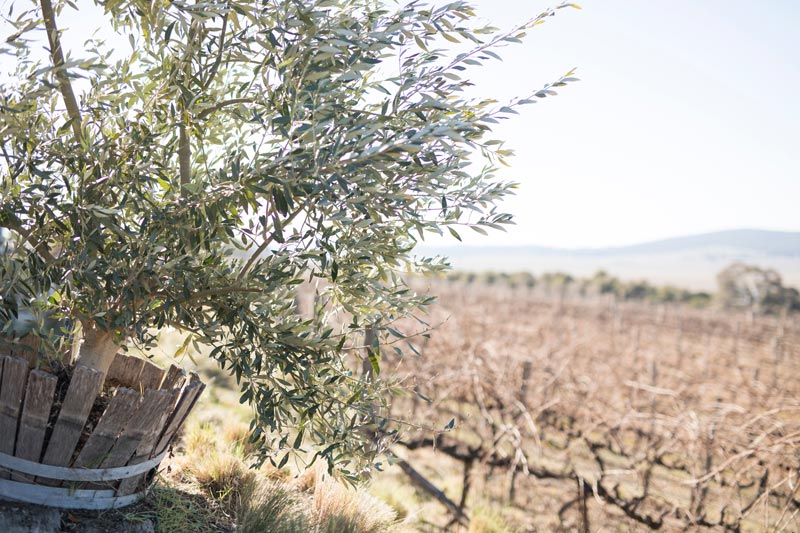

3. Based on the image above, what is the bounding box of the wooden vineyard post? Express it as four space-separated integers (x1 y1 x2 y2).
518 360 532 403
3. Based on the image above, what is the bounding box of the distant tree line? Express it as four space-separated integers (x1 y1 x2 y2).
716 263 800 315
445 263 800 314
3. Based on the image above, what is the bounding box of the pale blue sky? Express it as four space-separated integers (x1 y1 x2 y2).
460 0 800 247
2 1 798 248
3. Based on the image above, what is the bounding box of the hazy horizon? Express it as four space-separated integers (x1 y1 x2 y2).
423 227 800 251
419 228 800 290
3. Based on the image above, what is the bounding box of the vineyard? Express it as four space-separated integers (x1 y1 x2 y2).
376 279 800 532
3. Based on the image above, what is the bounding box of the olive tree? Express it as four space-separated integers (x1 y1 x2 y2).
0 0 578 475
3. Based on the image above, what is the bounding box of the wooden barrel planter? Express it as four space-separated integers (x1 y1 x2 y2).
0 349 205 510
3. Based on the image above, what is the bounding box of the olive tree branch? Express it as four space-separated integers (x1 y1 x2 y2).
199 11 228 92
40 0 83 145
3 220 56 263
195 98 256 120
148 286 265 318
178 20 203 187
179 122 191 185
236 202 307 283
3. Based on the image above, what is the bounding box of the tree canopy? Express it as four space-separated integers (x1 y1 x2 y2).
717 263 800 315
0 0 578 477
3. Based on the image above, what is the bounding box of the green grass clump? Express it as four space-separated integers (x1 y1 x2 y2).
148 481 227 533
468 503 516 533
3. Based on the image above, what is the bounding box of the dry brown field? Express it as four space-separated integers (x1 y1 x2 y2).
373 279 800 532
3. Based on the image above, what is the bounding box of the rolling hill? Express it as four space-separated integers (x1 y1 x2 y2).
418 229 800 291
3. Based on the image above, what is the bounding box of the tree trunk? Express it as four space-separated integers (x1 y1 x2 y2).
73 323 119 377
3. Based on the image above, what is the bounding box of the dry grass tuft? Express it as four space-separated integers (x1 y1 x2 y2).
236 480 308 533
310 466 397 533
142 327 402 532
222 421 258 457
184 444 256 516
157 413 399 532
183 422 216 457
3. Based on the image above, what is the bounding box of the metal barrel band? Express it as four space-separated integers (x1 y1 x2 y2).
0 477 146 510
0 450 167 482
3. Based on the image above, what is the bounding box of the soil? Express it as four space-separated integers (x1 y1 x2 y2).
60 500 156 533
0 498 155 532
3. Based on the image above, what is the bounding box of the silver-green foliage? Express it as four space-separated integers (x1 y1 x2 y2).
0 0 578 477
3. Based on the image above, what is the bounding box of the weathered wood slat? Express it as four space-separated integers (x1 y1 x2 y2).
0 357 5 478
0 356 30 479
106 354 144 388
116 388 180 495
72 388 140 470
160 364 185 391
12 370 58 482
153 376 205 456
137 361 165 391
99 390 173 474
162 367 187 417
10 335 39 368
39 365 105 485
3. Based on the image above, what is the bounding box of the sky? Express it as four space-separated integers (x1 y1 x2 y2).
1 0 798 249
457 0 800 247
